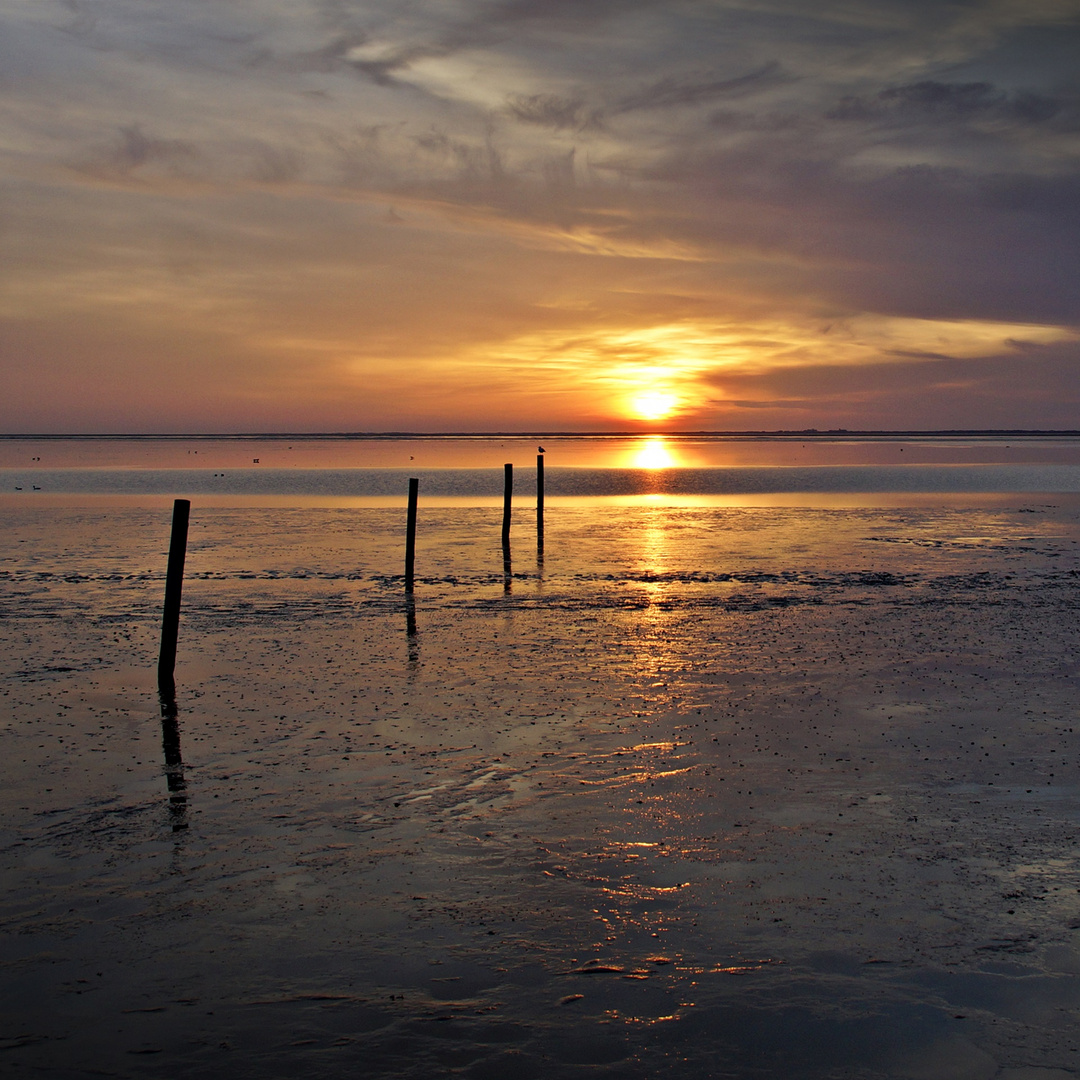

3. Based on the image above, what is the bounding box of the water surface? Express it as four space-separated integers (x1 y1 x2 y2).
2 444 1080 1078
5 433 1080 504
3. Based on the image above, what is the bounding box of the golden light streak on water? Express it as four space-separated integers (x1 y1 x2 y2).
623 436 681 470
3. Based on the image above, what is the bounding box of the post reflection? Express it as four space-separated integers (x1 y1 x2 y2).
158 689 189 832
502 540 512 594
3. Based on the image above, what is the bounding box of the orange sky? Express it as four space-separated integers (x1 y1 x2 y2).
3 1 1080 432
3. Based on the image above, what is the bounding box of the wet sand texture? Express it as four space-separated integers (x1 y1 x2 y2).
2 501 1080 1078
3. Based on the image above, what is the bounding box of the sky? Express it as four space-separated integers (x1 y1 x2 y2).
2 0 1080 433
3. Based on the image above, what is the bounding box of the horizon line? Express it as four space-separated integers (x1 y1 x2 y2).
2 429 1080 440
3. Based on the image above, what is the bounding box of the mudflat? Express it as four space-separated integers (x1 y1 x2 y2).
2 499 1079 1079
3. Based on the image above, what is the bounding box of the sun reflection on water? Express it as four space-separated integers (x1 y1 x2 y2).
626 436 680 470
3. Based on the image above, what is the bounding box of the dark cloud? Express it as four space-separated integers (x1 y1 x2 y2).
412 129 509 187
506 93 588 130
885 349 957 361
101 124 199 176
292 32 372 75
634 133 1080 324
828 80 1063 126
701 344 1080 429
614 63 785 114
502 63 787 138
707 108 808 133
250 145 304 185
486 0 665 30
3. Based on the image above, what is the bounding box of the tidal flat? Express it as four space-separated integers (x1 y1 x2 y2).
2 499 1080 1078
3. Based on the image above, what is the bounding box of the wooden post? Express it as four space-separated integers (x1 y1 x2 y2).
405 477 419 593
502 463 513 546
536 453 544 553
157 499 190 691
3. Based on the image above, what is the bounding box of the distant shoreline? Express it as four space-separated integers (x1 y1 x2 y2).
2 430 1080 441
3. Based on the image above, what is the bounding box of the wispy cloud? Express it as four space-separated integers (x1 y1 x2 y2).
505 93 588 130
613 63 788 114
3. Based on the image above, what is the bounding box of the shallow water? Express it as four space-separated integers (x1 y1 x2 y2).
7 434 1080 513
4 431 1080 467
3 498 1080 1078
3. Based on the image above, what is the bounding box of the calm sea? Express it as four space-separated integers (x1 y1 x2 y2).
3 433 1080 503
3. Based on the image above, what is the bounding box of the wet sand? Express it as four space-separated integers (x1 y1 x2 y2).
2 499 1080 1078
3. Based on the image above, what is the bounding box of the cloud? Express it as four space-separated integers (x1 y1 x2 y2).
699 342 1080 429
4 0 1080 431
613 63 787 114
484 0 667 31
827 79 1064 126
505 92 587 130
100 123 200 175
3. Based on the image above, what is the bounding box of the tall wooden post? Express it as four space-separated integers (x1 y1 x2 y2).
405 477 419 593
536 453 544 553
502 463 513 546
158 499 190 691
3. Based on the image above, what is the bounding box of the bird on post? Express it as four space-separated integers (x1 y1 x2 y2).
538 445 545 453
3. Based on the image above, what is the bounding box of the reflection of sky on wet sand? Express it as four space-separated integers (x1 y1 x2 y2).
4 499 1080 1076
624 506 687 696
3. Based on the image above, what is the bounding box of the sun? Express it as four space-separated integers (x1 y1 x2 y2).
629 390 678 422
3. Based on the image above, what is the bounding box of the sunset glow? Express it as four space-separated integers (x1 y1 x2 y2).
2 2 1079 432
629 391 680 423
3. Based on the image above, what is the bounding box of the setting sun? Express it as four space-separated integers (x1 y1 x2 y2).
629 390 679 422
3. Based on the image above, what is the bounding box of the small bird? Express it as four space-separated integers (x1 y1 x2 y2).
538 445 545 453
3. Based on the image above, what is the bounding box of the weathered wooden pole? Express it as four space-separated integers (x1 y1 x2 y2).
502 463 513 546
536 453 544 553
157 499 190 692
405 477 419 593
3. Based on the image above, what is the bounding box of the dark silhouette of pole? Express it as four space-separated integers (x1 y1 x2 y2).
405 477 419 593
502 463 513 546
405 596 419 666
158 688 188 831
157 499 190 692
536 453 544 554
